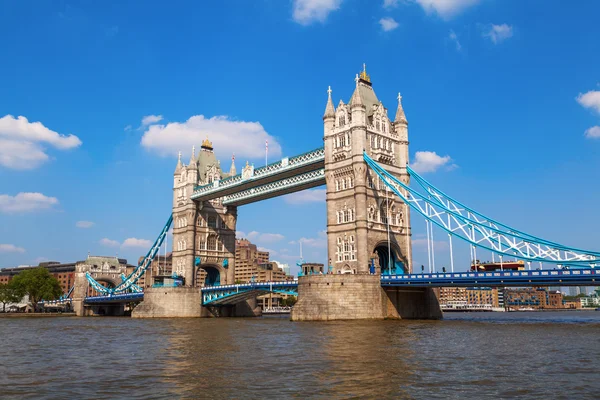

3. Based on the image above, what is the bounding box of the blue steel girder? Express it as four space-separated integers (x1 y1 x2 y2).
84 292 144 304
380 268 599 287
201 281 299 305
191 147 325 203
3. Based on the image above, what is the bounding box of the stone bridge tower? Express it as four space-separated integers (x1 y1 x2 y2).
323 66 412 275
171 138 237 288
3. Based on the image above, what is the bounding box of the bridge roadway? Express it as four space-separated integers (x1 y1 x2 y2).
81 268 599 306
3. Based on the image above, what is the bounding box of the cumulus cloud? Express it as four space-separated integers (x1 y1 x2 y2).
0 244 25 254
100 238 120 247
290 230 327 248
415 0 480 19
585 126 600 139
284 188 326 204
410 151 455 173
0 192 59 214
379 17 399 32
121 238 152 248
76 220 94 228
448 30 461 51
245 231 285 243
236 231 246 239
292 0 343 25
483 24 514 44
0 115 82 169
577 90 600 114
141 115 282 161
141 115 163 127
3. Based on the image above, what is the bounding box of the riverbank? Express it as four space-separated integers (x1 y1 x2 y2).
0 313 76 318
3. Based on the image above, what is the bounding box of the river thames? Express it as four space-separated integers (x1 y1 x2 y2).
1 311 599 399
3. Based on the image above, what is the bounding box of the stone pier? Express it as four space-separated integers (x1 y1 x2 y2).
132 287 202 318
291 274 442 321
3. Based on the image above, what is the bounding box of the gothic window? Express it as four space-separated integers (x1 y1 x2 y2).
335 180 339 191
198 236 206 250
370 135 375 149
345 210 351 222
207 235 216 251
208 216 217 228
342 179 347 190
368 175 374 189
350 235 354 243
338 115 345 126
198 216 203 226
346 133 350 146
380 202 390 224
337 237 342 244
336 212 341 224
383 123 386 133
376 121 380 131
348 176 353 188
208 176 213 184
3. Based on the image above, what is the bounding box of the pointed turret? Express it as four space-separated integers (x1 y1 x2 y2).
323 86 335 119
189 145 197 166
230 153 237 176
349 74 364 108
394 92 408 125
175 151 182 173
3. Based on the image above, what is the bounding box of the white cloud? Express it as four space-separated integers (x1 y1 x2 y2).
0 115 82 169
379 17 399 32
577 90 600 114
410 151 455 173
100 238 120 247
124 125 132 132
236 231 246 239
448 30 461 51
141 115 163 127
0 192 59 214
292 0 343 25
141 115 282 161
415 0 480 19
284 188 326 205
0 244 25 253
121 238 152 248
298 230 327 248
76 220 94 228
483 24 513 44
245 231 285 243
585 126 600 139
383 0 401 8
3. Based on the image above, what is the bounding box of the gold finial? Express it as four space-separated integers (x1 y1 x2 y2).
201 135 213 150
245 160 249 167
359 63 371 83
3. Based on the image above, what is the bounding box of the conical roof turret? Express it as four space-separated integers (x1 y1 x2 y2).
189 145 197 166
394 93 408 125
230 153 236 175
349 74 364 108
323 86 335 119
175 151 183 173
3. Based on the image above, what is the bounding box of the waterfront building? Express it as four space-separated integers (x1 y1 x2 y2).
466 287 499 308
0 261 76 295
504 288 567 310
235 238 270 283
437 287 467 304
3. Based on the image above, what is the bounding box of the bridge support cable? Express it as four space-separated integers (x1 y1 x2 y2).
363 152 600 267
406 164 600 256
85 214 173 294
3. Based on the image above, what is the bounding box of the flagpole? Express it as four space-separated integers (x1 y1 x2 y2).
265 139 268 166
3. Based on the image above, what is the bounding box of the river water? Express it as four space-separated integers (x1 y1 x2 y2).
1 311 599 399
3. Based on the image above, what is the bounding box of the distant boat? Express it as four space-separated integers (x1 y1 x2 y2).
263 306 292 315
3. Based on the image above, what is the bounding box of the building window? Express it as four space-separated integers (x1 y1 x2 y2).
198 236 206 250
207 235 216 251
342 179 347 190
208 216 217 228
335 180 339 191
348 177 353 188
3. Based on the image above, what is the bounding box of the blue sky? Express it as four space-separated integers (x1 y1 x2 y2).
1 0 599 274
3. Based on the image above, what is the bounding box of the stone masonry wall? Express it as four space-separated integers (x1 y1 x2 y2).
132 287 201 318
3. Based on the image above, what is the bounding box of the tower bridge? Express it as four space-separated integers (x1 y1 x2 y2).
78 66 600 319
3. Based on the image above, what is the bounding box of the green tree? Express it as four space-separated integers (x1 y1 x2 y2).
0 283 22 312
10 267 63 312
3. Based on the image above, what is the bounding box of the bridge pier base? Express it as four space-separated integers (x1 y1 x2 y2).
291 275 442 321
132 287 202 318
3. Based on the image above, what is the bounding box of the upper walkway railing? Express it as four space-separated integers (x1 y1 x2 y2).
191 147 324 201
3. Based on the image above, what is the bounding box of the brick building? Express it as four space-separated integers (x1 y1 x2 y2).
234 239 270 283
504 287 566 310
0 262 76 295
131 253 173 288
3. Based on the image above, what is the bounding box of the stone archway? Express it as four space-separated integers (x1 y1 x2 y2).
341 265 353 274
373 241 406 275
196 264 226 287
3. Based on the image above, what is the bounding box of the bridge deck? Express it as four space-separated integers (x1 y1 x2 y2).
82 269 599 305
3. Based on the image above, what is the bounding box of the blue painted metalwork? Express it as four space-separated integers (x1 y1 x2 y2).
364 152 600 267
85 292 144 304
85 214 173 294
222 259 229 268
380 268 600 287
201 281 299 305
